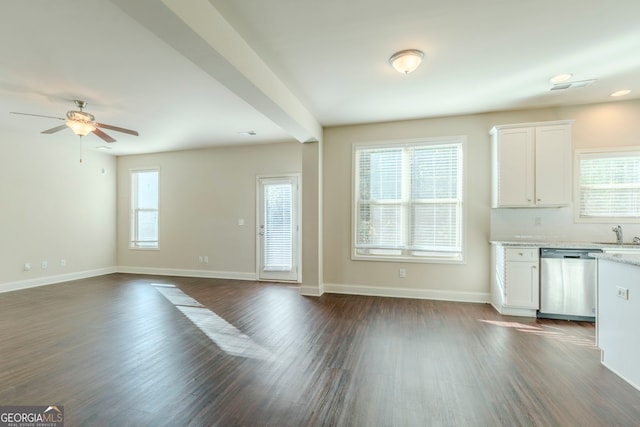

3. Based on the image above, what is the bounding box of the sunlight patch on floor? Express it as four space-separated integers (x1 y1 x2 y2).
154 286 203 307
152 284 272 360
479 320 542 329
177 305 272 360
479 319 596 348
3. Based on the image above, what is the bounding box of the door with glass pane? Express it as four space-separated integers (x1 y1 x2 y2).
258 175 300 282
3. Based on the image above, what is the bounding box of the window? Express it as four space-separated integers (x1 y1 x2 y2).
577 148 640 222
353 137 464 262
130 169 159 248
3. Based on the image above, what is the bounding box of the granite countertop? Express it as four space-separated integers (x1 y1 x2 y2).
489 239 640 249
591 252 640 267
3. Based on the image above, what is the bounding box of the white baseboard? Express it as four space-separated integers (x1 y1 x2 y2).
497 305 538 317
322 282 490 303
116 266 258 281
299 285 323 297
0 267 118 294
2 269 489 306
601 361 640 392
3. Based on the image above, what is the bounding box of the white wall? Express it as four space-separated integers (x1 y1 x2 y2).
4 99 639 298
322 99 640 301
0 130 117 291
116 141 302 279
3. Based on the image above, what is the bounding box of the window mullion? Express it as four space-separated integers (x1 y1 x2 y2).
402 147 411 254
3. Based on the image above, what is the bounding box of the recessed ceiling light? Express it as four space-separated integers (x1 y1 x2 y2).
610 89 631 97
238 130 257 136
549 73 573 84
95 146 112 150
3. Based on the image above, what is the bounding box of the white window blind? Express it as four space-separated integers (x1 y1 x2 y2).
579 152 640 219
264 182 293 271
131 169 159 248
354 139 464 262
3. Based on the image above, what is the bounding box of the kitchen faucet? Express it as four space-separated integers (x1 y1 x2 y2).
612 225 623 244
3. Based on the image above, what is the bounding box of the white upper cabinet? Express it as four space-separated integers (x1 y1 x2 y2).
491 120 573 208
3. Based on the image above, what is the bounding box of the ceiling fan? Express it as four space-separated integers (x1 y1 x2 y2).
10 99 139 143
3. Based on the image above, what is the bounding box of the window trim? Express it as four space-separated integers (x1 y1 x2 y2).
574 146 640 224
130 167 160 250
351 136 466 264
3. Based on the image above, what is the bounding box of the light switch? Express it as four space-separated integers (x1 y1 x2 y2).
238 218 245 226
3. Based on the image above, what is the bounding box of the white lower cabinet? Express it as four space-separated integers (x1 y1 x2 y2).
491 244 540 317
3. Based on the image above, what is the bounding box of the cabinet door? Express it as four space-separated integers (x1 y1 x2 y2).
494 127 535 207
505 261 539 308
534 125 571 206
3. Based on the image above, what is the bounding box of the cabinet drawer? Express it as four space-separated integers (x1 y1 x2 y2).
505 247 539 262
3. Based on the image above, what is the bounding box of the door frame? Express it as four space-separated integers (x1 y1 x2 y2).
256 173 302 283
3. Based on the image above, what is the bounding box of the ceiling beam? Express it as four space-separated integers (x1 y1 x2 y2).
109 0 321 143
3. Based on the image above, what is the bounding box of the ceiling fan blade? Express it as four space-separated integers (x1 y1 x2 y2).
95 122 139 136
41 124 69 134
92 128 116 143
10 111 65 121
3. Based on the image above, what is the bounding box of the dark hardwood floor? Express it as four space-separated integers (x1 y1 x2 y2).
1 274 639 426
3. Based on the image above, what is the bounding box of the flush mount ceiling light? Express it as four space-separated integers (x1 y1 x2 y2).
389 49 424 74
549 73 573 84
610 89 631 97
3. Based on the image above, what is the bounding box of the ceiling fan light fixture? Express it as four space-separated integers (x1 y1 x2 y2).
11 99 138 143
65 109 96 136
389 49 424 74
66 119 96 136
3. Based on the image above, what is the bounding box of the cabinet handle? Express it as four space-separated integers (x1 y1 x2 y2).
518 252 523 256
537 198 542 202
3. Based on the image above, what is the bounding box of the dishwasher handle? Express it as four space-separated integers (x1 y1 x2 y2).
540 248 602 259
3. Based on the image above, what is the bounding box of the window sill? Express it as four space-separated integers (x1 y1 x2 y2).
352 253 465 264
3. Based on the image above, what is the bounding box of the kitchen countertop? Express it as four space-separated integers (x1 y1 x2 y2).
591 252 640 267
489 240 640 249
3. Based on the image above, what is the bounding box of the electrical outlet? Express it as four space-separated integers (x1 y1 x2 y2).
60 259 66 267
41 260 48 269
198 256 203 263
616 286 629 300
23 263 31 271
204 256 209 264
534 217 542 226
399 268 406 278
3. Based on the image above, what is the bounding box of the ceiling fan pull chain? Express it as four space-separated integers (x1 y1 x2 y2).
79 138 83 163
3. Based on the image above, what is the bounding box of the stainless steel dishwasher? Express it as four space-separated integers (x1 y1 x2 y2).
538 248 602 321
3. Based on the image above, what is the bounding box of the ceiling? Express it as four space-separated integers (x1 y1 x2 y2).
1 0 639 156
